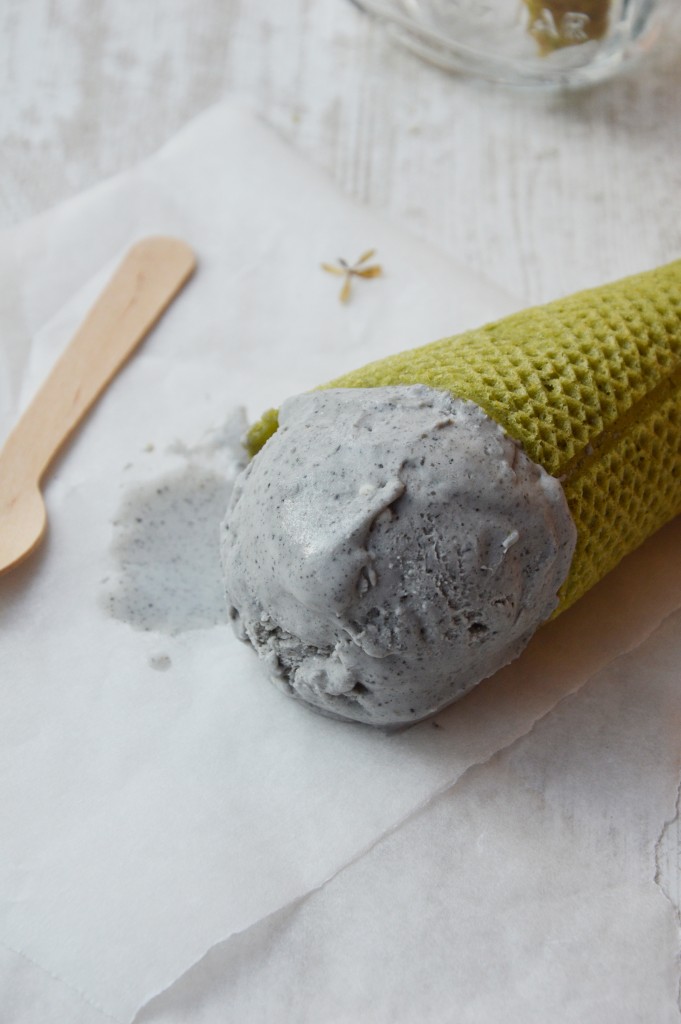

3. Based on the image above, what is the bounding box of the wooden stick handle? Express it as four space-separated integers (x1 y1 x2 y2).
1 237 196 484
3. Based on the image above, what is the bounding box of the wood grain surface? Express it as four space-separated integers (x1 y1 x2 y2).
1 0 680 307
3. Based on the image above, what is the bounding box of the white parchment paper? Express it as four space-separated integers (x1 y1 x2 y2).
137 608 681 1024
0 103 679 1023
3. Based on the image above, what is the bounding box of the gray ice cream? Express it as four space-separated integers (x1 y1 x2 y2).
221 385 576 727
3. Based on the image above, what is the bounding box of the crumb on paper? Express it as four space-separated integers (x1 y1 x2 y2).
149 654 172 671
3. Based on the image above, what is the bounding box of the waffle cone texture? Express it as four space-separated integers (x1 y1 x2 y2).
248 261 681 614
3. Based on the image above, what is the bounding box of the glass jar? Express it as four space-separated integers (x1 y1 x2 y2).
349 0 671 87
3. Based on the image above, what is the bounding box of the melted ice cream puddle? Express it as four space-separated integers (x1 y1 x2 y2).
104 412 247 635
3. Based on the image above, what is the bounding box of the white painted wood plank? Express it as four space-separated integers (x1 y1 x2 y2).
1 0 679 304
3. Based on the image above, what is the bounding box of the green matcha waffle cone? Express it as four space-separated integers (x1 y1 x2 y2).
248 261 681 615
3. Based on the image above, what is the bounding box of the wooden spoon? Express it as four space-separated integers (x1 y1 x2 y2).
0 236 196 575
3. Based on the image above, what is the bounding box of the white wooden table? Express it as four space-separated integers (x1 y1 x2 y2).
1 3 680 1021
1 0 680 307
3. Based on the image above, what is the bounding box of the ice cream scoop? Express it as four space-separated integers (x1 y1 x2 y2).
223 261 681 726
222 386 575 725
